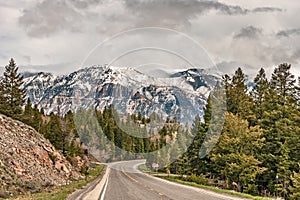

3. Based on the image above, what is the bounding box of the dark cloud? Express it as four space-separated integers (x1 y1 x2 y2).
125 0 246 16
19 0 84 37
68 0 105 9
123 0 245 28
276 28 300 38
19 0 283 37
234 26 262 39
19 62 78 75
124 0 282 16
252 7 283 13
123 0 282 28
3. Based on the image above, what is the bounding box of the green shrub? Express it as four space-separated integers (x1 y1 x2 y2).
80 163 89 176
183 174 209 185
48 152 57 164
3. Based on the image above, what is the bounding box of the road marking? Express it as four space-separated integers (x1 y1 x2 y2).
100 173 109 200
121 166 139 183
123 170 139 183
121 168 170 199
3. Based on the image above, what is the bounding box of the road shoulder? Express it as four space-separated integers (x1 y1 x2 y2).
67 165 109 200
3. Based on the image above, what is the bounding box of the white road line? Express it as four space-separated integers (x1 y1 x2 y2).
100 173 109 200
82 167 110 200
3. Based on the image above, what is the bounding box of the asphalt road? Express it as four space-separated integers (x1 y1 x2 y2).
99 160 249 200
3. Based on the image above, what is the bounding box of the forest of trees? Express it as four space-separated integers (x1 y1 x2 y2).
169 63 300 199
74 105 187 163
0 58 299 199
72 63 300 199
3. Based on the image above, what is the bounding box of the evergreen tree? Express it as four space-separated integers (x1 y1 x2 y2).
289 164 300 199
210 113 265 194
258 63 298 198
63 110 79 138
21 99 43 131
44 113 64 152
251 68 269 123
0 58 26 117
270 63 296 107
22 99 34 124
224 68 255 124
33 105 43 132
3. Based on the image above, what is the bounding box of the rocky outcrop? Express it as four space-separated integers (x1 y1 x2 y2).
0 114 80 196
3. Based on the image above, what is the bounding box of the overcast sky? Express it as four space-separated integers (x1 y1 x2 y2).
0 0 299 78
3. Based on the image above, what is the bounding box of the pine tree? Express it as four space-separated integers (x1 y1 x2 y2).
270 63 296 108
0 58 26 117
251 68 269 123
44 113 64 152
224 68 255 124
22 99 34 125
258 63 298 198
201 81 227 154
185 115 204 175
210 113 265 194
63 110 79 138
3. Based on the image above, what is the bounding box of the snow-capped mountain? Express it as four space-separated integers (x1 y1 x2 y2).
23 66 219 123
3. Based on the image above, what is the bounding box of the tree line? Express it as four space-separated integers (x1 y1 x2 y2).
74 105 188 163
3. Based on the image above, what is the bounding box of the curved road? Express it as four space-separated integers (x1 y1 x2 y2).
71 160 249 200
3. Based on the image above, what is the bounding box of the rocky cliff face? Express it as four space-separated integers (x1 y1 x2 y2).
0 114 80 197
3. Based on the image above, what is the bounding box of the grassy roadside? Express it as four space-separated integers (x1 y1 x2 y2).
139 164 273 200
7 164 104 200
138 163 152 173
138 164 168 175
161 176 273 200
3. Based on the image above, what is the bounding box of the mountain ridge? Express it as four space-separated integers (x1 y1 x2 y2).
22 66 219 123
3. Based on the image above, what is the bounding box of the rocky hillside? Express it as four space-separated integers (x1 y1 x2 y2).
0 114 80 197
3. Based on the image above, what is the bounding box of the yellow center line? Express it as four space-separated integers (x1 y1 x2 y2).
120 167 170 199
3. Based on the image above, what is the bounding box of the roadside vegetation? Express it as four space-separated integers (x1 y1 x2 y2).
140 163 272 200
164 64 300 200
6 164 104 200
161 176 273 200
